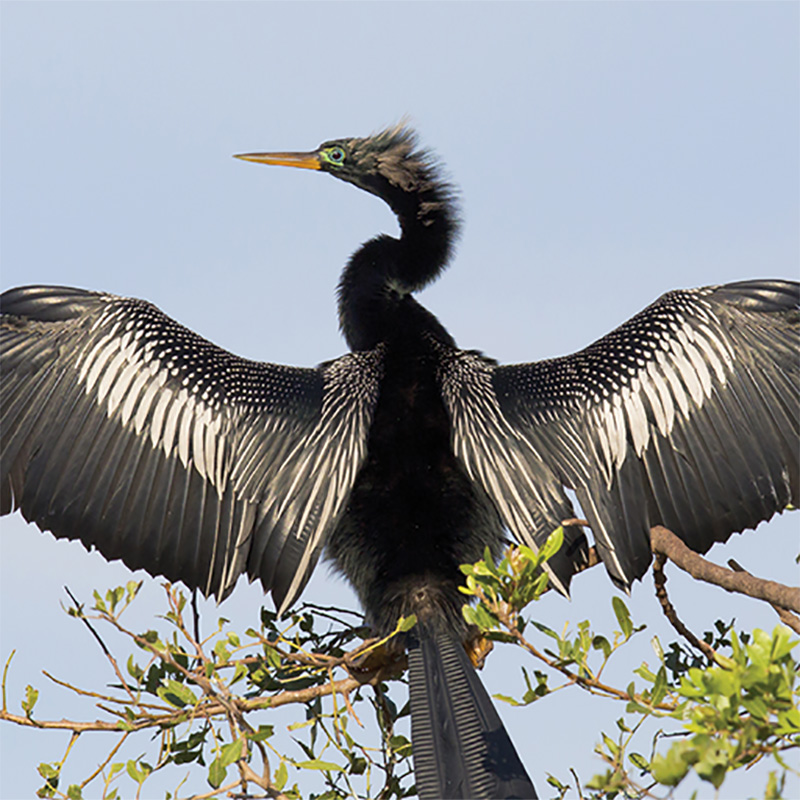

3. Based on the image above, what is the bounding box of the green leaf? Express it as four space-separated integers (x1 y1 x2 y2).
472 604 500 631
273 761 288 791
629 752 649 771
349 756 368 775
264 645 282 670
231 661 248 686
388 734 411 754
37 763 59 781
157 679 198 708
295 759 345 772
531 621 559 641
246 724 274 743
592 635 612 659
66 785 83 800
207 758 226 789
600 732 619 757
776 706 800 735
546 774 568 791
137 630 162 650
288 718 316 731
650 740 694 786
529 571 550 599
396 614 417 633
765 770 785 800
106 586 124 612
93 590 107 612
539 526 564 563
126 655 144 680
693 737 730 789
612 596 633 640
213 640 231 663
126 759 150 785
652 666 668 706
769 624 797 661
22 684 39 717
462 606 479 626
219 738 245 768
493 692 523 707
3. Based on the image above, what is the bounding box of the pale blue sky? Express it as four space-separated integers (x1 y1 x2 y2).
1 2 798 797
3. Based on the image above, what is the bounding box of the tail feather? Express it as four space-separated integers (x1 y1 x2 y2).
408 631 537 799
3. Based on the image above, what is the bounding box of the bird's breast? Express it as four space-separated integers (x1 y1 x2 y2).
324 342 506 634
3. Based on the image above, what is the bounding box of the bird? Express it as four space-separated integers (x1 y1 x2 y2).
1 124 798 799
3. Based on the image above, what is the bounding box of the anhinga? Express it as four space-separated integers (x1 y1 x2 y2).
1 125 797 799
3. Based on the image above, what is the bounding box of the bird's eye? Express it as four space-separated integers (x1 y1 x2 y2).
325 146 346 165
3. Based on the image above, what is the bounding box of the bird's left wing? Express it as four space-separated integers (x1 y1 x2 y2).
1 286 383 612
435 280 799 593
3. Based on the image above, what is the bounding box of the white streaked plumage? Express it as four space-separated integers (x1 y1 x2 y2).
438 282 797 590
0 278 797 606
1 288 383 607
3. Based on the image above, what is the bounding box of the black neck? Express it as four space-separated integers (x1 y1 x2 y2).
337 182 458 351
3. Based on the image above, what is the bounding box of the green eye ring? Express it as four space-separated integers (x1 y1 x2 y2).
323 146 346 166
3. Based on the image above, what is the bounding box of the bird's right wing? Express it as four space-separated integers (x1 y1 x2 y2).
1 286 383 611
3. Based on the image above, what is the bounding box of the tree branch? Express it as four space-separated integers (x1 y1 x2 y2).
727 559 800 635
650 526 800 613
652 552 724 665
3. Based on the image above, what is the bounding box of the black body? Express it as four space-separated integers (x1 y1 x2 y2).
2 126 798 799
326 323 505 636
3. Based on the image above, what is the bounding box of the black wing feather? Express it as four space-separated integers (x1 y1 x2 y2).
438 279 798 590
1 285 382 609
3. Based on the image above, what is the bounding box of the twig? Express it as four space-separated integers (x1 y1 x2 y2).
650 526 800 613
64 586 138 705
78 732 129 790
652 553 723 665
42 670 169 711
183 776 247 799
561 518 590 527
483 588 676 712
64 586 112 657
0 671 369 734
239 759 282 795
0 706 185 732
2 650 14 712
728 559 800 635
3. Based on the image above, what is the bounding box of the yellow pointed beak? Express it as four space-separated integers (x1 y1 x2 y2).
233 151 321 170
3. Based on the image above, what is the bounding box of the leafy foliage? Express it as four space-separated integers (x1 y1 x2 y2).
461 529 800 798
3 582 415 799
2 527 798 798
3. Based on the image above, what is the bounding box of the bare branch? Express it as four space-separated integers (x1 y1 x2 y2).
650 526 800 613
64 586 139 706
728 559 800 635
652 553 724 665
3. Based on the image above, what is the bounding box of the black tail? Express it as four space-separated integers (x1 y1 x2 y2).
408 631 537 799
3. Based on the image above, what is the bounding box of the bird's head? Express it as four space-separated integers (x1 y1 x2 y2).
235 124 454 218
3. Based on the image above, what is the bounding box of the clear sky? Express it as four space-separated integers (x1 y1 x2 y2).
1 2 798 798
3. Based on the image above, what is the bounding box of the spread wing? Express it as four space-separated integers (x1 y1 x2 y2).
436 280 799 592
1 285 383 611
